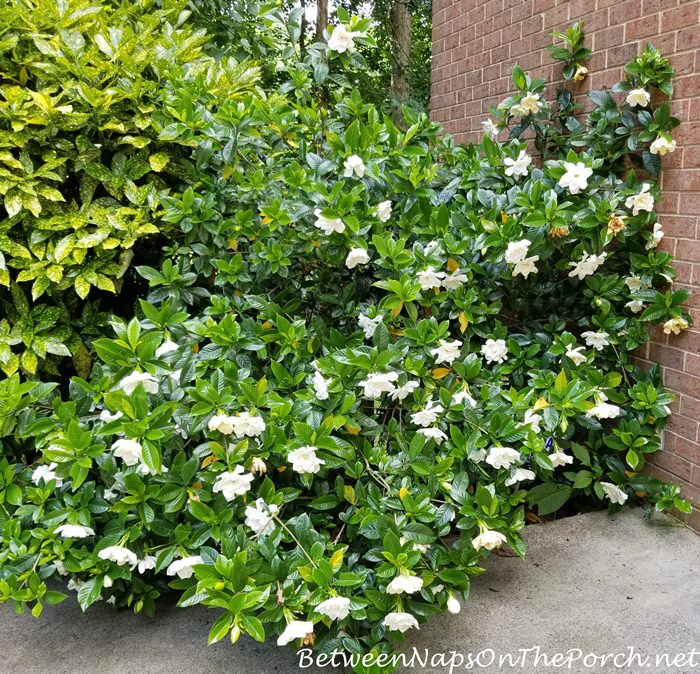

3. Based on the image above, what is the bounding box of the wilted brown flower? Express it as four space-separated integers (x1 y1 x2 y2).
549 226 569 238
607 214 627 234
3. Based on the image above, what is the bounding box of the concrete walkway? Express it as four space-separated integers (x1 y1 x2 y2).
2 510 698 674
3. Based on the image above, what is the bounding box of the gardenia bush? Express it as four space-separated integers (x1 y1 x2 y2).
0 8 692 669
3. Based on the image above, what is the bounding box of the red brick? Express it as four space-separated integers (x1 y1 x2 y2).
660 2 700 32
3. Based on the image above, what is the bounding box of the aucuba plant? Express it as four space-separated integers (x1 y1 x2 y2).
0 4 692 670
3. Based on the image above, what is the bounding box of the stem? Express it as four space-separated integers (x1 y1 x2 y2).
273 515 318 568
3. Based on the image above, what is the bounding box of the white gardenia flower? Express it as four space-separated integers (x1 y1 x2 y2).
245 498 279 537
345 247 370 269
625 88 650 108
504 149 532 178
358 313 383 339
586 401 621 419
443 269 468 290
568 251 607 280
513 256 539 278
136 555 157 574
119 371 158 396
558 161 593 195
646 222 664 249
277 620 314 646
446 594 461 614
327 24 362 53
389 380 419 401
208 414 236 435
649 136 676 156
481 338 508 364
626 300 644 313
505 467 536 487
549 451 574 468
386 572 424 595
468 448 487 463
410 400 444 427
98 545 138 567
581 331 610 351
231 412 266 438
376 200 392 222
472 529 507 551
520 91 543 115
625 183 654 216
600 481 629 505
431 339 462 365
625 275 644 292
383 612 419 633
343 154 365 179
99 410 123 422
32 462 63 487
452 389 477 407
519 409 542 434
213 466 254 501
313 370 330 401
509 103 526 118
155 340 178 357
55 524 94 538
166 556 203 579
112 438 143 466
358 371 399 398
564 344 588 366
485 446 521 469
288 445 325 475
417 427 448 445
482 118 499 139
313 209 345 235
417 266 446 290
316 597 351 620
505 239 531 264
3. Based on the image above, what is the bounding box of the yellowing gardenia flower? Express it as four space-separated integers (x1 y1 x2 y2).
208 413 236 435
573 64 588 81
503 149 532 178
345 247 370 269
245 498 278 536
231 412 266 438
383 612 419 633
313 209 345 235
288 445 325 474
166 556 203 579
417 266 446 290
446 594 461 614
99 409 123 422
650 135 676 155
600 482 629 505
472 529 507 551
54 524 94 538
485 446 521 469
250 457 267 475
481 338 508 364
626 299 644 313
549 450 574 468
136 555 157 574
32 462 63 486
520 91 543 115
119 371 158 395
358 313 383 339
389 380 419 401
504 239 531 264
386 572 424 595
625 183 654 216
564 344 588 366
417 427 448 444
277 620 314 646
505 467 536 486
98 545 138 567
625 88 650 108
663 317 689 335
581 331 609 351
568 251 607 280
509 103 526 118
316 597 351 620
313 370 330 400
155 340 178 357
646 222 664 250
358 371 399 398
558 161 593 195
343 154 365 179
112 438 143 466
213 466 254 501
625 275 644 292
376 200 392 222
410 400 444 427
586 401 621 419
430 339 462 365
482 118 499 139
442 269 468 290
327 24 362 53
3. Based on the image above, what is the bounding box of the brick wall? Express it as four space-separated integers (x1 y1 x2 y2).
430 0 700 529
